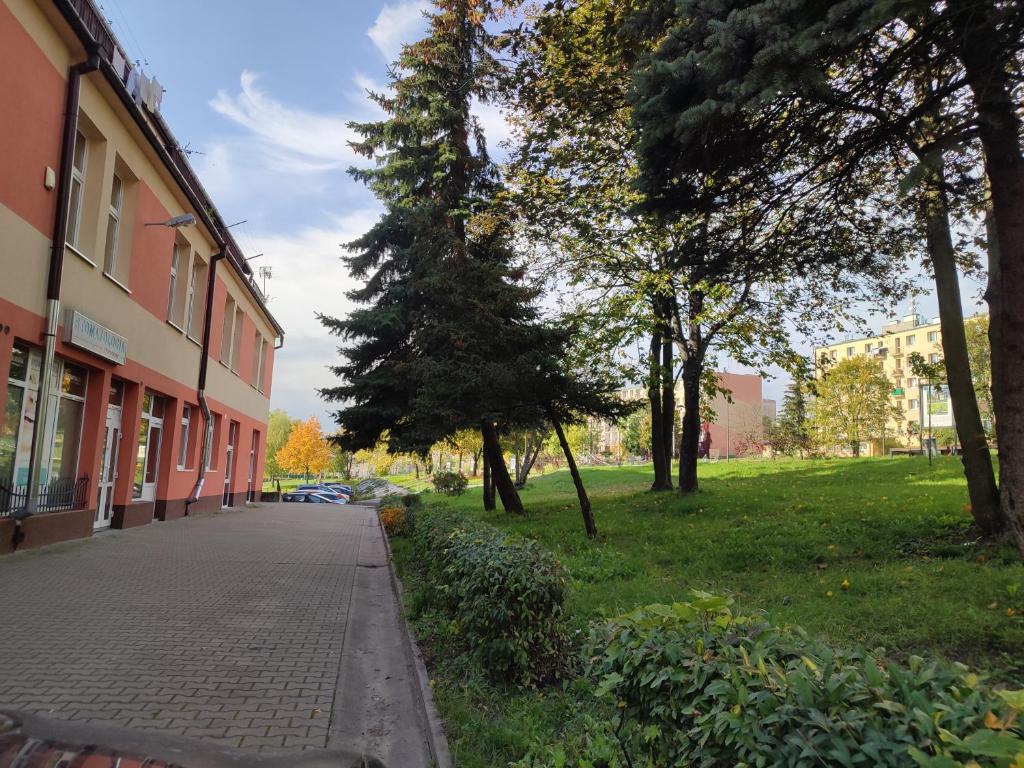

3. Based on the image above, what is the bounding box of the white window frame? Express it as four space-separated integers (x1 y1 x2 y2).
256 337 268 393
909 399 919 409
104 173 124 276
167 244 181 324
906 334 916 346
67 131 87 248
178 404 191 469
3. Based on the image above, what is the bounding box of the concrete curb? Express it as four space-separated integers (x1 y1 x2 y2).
373 506 453 768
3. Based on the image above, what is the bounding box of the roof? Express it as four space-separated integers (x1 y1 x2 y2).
50 0 285 338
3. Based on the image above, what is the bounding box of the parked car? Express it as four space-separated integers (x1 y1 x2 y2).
281 491 348 505
295 484 350 499
324 483 353 493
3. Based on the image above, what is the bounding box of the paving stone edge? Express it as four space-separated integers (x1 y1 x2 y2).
372 501 453 768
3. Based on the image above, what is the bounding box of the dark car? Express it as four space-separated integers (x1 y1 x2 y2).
281 491 348 505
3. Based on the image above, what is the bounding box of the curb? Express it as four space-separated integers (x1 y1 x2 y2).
373 505 453 768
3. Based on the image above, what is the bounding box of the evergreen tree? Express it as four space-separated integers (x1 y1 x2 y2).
775 380 811 458
319 0 544 513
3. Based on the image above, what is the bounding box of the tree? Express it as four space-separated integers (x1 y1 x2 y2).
627 0 1005 537
621 409 653 459
774 380 811 458
264 409 296 478
276 418 333 481
506 0 901 498
318 0 569 517
965 316 994 435
809 358 901 457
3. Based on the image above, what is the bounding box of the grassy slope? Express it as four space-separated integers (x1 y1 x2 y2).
391 458 1024 766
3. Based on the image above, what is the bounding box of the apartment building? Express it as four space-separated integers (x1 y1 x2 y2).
812 312 980 454
603 371 770 459
0 0 283 552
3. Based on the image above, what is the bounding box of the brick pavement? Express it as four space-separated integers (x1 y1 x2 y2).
0 503 429 762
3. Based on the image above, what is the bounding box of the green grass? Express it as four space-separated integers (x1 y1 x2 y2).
390 457 1024 767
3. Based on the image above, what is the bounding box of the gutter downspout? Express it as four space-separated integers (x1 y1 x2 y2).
186 249 226 513
21 52 101 529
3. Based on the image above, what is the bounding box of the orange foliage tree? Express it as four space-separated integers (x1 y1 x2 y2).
276 417 333 480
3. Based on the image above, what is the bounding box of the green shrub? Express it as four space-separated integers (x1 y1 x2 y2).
402 492 422 508
412 510 569 684
588 593 1024 768
432 471 468 496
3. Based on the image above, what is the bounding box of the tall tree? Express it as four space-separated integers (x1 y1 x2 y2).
775 380 812 458
264 409 296 478
277 418 333 481
319 0 563 516
810 358 902 457
628 0 1004 536
506 0 901 496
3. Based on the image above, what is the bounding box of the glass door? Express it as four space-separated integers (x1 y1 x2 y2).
246 430 258 502
133 392 164 503
95 381 123 529
222 420 238 508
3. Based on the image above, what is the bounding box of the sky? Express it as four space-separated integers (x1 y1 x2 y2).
100 0 987 421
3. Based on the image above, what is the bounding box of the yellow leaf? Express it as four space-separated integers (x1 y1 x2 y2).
985 710 1007 730
841 579 850 590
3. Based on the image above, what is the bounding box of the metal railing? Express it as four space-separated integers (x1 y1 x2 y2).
0 476 90 519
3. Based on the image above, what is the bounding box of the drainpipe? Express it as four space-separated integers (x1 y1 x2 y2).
186 249 226 513
21 52 101 525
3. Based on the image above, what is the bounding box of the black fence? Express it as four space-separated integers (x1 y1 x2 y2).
0 476 90 519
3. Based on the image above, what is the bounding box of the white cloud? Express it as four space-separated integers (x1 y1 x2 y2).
472 98 515 154
209 70 357 174
367 0 430 62
245 211 381 424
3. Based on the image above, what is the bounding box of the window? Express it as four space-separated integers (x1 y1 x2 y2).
66 131 87 248
909 377 918 388
231 306 244 372
186 259 208 340
1 343 30 487
928 331 938 343
846 346 854 357
167 243 190 327
133 392 164 500
906 334 916 346
256 337 268 393
206 413 221 470
909 399 919 410
830 350 837 361
103 173 124 276
251 330 262 386
178 405 191 469
220 296 236 365
929 353 940 364
865 343 872 353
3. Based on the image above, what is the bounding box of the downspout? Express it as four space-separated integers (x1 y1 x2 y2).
186 249 226 513
20 51 101 529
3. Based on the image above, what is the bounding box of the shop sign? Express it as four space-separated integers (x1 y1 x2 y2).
65 310 127 364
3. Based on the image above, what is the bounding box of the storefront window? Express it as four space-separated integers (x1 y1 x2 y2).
50 396 84 482
2 343 33 488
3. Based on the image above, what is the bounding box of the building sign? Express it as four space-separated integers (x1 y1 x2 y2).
891 388 904 396
65 310 127 364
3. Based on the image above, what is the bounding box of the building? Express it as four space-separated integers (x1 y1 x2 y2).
1 0 283 553
812 312 980 455
602 371 770 459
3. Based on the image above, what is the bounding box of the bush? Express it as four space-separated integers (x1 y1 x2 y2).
402 492 422 508
432 471 468 496
412 510 569 684
588 593 1024 768
380 506 408 536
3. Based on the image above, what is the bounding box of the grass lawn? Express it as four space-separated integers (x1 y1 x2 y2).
389 457 1024 767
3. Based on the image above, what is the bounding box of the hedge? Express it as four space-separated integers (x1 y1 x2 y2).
412 510 569 683
588 593 1024 768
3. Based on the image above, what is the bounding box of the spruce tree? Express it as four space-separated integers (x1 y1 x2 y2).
776 380 811 458
319 0 544 513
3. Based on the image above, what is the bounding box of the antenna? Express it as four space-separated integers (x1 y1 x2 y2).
258 265 273 302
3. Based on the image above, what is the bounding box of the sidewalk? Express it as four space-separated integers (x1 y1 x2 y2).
0 502 432 765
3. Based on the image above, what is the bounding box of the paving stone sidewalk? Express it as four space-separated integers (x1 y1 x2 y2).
0 503 432 765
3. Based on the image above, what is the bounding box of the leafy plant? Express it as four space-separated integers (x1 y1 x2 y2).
411 509 569 683
380 506 408 536
432 471 469 496
588 593 1024 767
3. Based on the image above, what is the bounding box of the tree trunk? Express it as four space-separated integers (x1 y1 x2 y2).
549 412 596 538
661 329 675 467
951 0 1024 553
515 431 543 488
481 422 523 514
472 449 481 477
984 202 1002 441
678 358 702 494
922 169 1003 534
649 332 671 490
482 443 495 511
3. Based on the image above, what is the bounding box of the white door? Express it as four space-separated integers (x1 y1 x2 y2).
95 405 121 529
222 421 238 508
246 431 258 502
